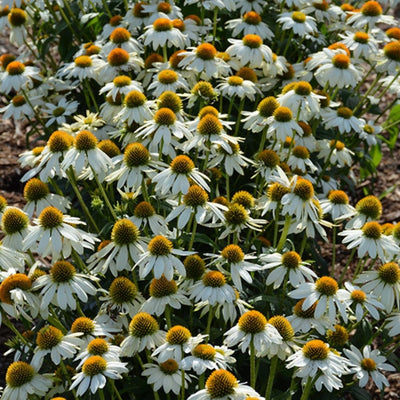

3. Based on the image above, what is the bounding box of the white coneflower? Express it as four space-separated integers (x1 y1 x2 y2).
242 96 279 133
181 343 228 374
347 1 394 30
226 11 274 40
0 94 39 121
148 69 189 97
266 106 303 143
320 190 356 222
277 11 317 37
1 207 30 251
8 7 28 46
142 1 183 23
114 90 153 125
130 201 168 235
75 338 122 369
345 195 382 229
99 75 142 101
102 26 142 55
0 60 42 94
41 97 78 128
317 139 354 167
216 75 260 101
339 31 379 59
59 54 103 82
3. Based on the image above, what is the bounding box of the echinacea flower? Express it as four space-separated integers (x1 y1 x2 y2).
320 190 356 222
114 90 153 125
70 356 128 396
277 11 317 37
0 60 42 94
347 1 394 30
1 207 30 251
75 338 122 369
242 96 279 133
181 343 228 374
41 97 79 128
344 345 395 390
2 361 52 400
130 201 168 235
70 317 117 346
226 11 274 40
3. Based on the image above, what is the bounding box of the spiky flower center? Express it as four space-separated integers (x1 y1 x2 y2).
197 114 223 136
294 178 314 201
361 1 382 16
384 41 400 62
184 185 209 207
148 235 173 256
111 219 139 246
193 344 216 360
87 339 109 356
203 271 226 287
39 206 63 229
158 91 182 113
51 261 76 283
361 357 377 371
124 142 149 168
292 146 310 159
48 130 73 153
172 19 185 31
257 149 280 168
257 97 279 118
337 107 353 119
362 221 382 239
129 312 159 337
268 182 290 201
313 0 329 10
82 356 107 376
192 81 216 98
0 274 32 304
303 340 329 360
134 201 155 218
356 195 382 219
243 11 261 24
145 53 164 69
6 60 25 75
71 317 95 335
154 108 176 126
107 48 130 66
110 276 138 303
36 326 63 349
378 262 400 284
294 81 312 96
98 140 121 158
282 251 301 269
227 76 244 86
160 359 179 374
326 325 348 348
269 315 294 341
354 32 369 43
274 106 293 122
149 275 177 297
166 325 191 344
315 276 338 296
74 55 92 68
293 298 317 318
350 289 366 303
6 362 34 387
332 54 350 69
113 75 132 87
292 11 306 23
196 43 217 60
125 90 146 108
221 244 244 264
238 310 267 334
170 155 195 174
328 190 349 204
224 203 248 226
110 27 131 43
386 27 400 40
184 255 205 280
242 34 262 48
158 70 178 84
232 191 254 209
204 371 238 399
11 95 26 106
8 8 27 26
75 130 98 151
2 207 28 234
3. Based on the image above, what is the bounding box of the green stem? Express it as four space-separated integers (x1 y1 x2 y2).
188 219 197 251
2 314 32 348
250 337 257 388
99 389 105 400
85 79 99 113
110 379 123 400
91 166 117 221
163 45 168 62
338 247 356 284
300 376 314 400
273 206 281 248
165 304 172 329
299 233 307 256
198 373 205 389
375 97 398 123
331 225 336 276
353 73 383 114
234 98 245 136
212 8 218 45
205 305 214 342
181 368 186 400
276 215 292 252
265 356 278 400
282 31 294 58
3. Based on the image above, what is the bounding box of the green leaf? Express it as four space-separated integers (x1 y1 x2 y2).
369 144 382 167
348 386 373 400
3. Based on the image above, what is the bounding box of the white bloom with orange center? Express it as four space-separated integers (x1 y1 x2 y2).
344 345 395 390
75 338 122 369
99 75 143 101
59 55 104 82
386 313 400 336
277 11 317 37
265 106 303 143
181 343 228 374
217 76 260 101
339 31 379 59
114 90 154 125
148 68 189 97
347 1 394 30
320 190 356 222
322 106 363 133
226 12 274 40
0 61 42 94
41 97 79 128
0 93 39 121
317 139 354 167
102 26 142 55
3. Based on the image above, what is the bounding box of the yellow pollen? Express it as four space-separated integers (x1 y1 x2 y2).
8 8 27 26
356 195 382 219
294 298 317 318
170 155 195 174
257 149 280 167
292 145 310 159
361 1 382 16
0 274 32 304
71 317 95 335
362 221 382 239
5 60 25 75
221 244 244 264
145 53 164 69
378 262 400 284
87 338 109 355
224 203 248 226
98 140 121 158
158 69 178 84
328 190 349 204
332 54 350 69
39 206 63 229
192 81 216 98
326 324 349 347
107 48 130 66
157 1 171 13
154 107 176 126
242 34 262 48
336 107 353 119
184 185 209 207
315 276 338 296
329 139 345 151
74 55 92 68
36 326 63 349
133 2 148 18
75 130 98 151
199 106 219 119
303 339 329 360
268 182 290 202
232 191 254 209
238 310 267 334
160 359 179 374
328 43 350 56
351 289 366 303
158 91 182 113
172 19 185 31
184 255 206 280
109 276 138 303
243 11 261 25
169 50 185 69
197 114 223 136
282 251 301 269
11 95 26 107
0 53 16 69
273 106 293 122
354 32 369 43
292 11 306 23
294 81 312 96
361 357 377 371
166 325 191 344
148 235 173 256
202 270 226 287
282 82 297 94
236 67 258 83
23 178 49 202
109 15 122 26
294 178 314 201
6 362 34 387
51 261 76 283
381 223 394 235
313 0 329 11
386 27 400 40
124 90 146 108
185 14 201 24
227 76 243 86
129 312 159 337
193 344 216 360
113 75 131 87
206 370 238 398
268 315 294 341
196 43 217 60
134 201 155 218
384 41 400 62
48 130 73 153
82 356 107 376
110 27 131 43
153 17 173 31
124 142 149 168
149 275 177 297
111 219 140 245
0 6 10 18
